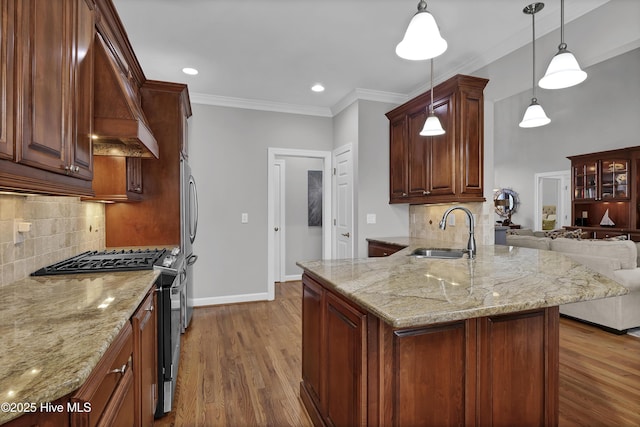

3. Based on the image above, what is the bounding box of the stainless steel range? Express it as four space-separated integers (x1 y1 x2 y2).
31 248 185 418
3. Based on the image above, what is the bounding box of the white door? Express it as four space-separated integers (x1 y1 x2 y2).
334 145 353 259
273 159 285 282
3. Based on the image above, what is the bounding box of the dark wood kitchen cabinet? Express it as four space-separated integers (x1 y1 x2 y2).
301 272 559 427
132 287 158 427
0 0 95 196
386 74 488 204
104 81 191 247
85 155 144 202
301 274 367 427
70 322 135 427
366 238 407 257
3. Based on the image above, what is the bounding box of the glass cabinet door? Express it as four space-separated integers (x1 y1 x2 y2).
601 159 629 199
574 161 598 200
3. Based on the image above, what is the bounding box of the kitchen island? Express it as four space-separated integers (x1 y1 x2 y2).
297 238 628 427
0 270 159 425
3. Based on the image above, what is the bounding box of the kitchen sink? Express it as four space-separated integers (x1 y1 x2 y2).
408 248 466 259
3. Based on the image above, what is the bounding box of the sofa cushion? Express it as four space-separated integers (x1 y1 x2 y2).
506 235 552 250
550 238 637 269
612 269 640 292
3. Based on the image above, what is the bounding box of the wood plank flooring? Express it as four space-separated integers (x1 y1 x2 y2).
155 282 640 427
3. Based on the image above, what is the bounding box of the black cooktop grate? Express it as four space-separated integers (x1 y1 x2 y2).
31 249 167 276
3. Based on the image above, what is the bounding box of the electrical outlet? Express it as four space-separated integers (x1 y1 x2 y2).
366 214 376 224
241 213 249 223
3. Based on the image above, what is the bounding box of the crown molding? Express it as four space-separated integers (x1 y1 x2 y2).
331 88 408 116
190 88 408 118
190 93 333 117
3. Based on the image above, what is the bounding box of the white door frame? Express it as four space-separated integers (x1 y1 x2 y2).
273 159 286 282
534 170 571 230
267 147 332 300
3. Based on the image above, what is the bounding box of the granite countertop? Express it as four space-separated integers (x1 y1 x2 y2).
0 270 159 424
297 237 629 329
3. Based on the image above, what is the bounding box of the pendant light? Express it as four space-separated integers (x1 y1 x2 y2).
520 3 551 128
538 0 587 89
420 58 445 136
396 0 447 61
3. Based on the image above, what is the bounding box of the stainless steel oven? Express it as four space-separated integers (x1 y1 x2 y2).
155 254 186 417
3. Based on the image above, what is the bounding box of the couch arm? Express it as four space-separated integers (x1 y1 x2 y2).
562 253 622 281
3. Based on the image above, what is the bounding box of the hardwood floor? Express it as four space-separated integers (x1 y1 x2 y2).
156 282 640 427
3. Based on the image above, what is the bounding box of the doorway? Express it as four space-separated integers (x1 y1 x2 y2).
534 171 571 231
267 148 332 301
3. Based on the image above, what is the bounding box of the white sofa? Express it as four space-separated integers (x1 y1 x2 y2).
505 231 640 333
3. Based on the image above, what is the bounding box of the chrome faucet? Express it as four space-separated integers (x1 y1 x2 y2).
439 206 476 259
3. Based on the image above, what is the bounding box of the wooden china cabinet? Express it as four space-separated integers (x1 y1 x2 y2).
386 74 488 205
568 146 640 240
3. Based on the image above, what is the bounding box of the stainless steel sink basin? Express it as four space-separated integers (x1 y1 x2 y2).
408 248 466 259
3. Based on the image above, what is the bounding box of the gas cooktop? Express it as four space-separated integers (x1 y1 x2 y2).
31 249 169 276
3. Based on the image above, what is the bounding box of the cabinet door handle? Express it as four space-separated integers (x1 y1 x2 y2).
109 364 127 375
341 232 350 238
145 305 153 312
423 191 431 195
402 192 407 197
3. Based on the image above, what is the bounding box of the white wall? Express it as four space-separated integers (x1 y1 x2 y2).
356 100 409 258
189 104 332 304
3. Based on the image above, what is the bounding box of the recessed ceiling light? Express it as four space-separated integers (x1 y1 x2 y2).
311 83 325 93
182 67 199 76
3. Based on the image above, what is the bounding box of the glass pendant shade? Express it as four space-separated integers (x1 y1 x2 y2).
420 112 445 136
539 47 587 89
519 98 551 128
396 6 447 60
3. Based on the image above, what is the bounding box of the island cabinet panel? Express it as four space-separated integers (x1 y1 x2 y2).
301 274 367 427
301 273 560 427
477 309 559 427
386 74 488 205
392 323 468 427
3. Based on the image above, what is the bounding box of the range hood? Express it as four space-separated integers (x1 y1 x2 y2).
93 34 159 159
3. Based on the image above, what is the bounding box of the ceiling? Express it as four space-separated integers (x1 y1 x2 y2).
112 0 610 116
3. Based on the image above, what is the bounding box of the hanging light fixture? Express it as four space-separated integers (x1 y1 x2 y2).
396 0 447 61
420 58 445 136
538 0 587 89
520 3 551 128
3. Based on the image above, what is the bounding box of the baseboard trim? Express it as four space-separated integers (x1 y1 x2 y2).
284 274 302 282
191 292 270 307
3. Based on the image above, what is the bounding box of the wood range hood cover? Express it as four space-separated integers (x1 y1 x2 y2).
93 34 159 159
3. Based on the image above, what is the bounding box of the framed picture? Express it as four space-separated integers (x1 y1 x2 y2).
308 170 322 226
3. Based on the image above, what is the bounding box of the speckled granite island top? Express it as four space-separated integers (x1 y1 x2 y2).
0 270 159 424
297 238 628 329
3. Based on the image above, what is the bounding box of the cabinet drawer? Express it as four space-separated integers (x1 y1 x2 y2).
71 322 133 427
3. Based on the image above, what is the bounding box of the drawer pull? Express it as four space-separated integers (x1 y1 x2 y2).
145 305 154 312
109 364 127 375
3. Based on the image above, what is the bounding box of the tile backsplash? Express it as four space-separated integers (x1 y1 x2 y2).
0 194 105 286
409 202 494 246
